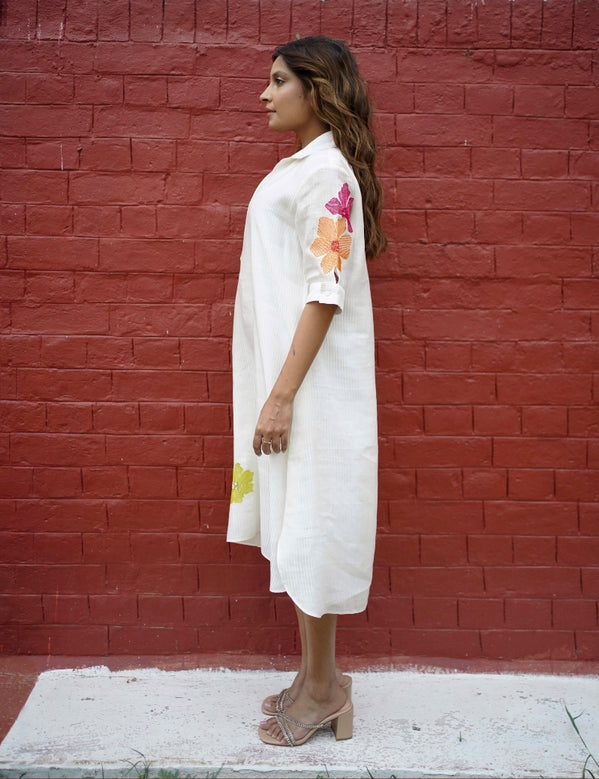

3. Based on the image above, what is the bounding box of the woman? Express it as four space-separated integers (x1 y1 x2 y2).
227 36 387 747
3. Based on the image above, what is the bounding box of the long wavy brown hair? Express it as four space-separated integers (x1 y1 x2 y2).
273 36 387 259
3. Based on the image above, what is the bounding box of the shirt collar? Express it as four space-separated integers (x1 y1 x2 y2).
291 130 335 159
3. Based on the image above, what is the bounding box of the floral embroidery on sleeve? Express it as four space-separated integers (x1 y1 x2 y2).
309 183 353 283
325 182 354 233
230 462 254 504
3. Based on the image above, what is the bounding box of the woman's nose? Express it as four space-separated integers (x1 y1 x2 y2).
260 86 270 103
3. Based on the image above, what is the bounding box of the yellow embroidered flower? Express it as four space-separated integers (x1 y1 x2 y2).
230 462 254 504
310 216 352 277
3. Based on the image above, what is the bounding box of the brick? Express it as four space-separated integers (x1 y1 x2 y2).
138 595 184 624
133 340 180 369
12 500 107 533
89 594 137 623
499 376 590 406
485 567 581 597
107 499 198 531
522 213 571 243
111 368 209 399
394 437 491 468
199 563 269 595
569 408 599 437
8 237 98 271
11 434 106 467
26 206 73 236
386 0 418 46
481 629 577 660
131 140 176 172
109 626 198 654
75 74 123 103
0 532 34 562
374 534 420 567
14 564 106 594
99 239 194 271
26 74 75 104
514 85 565 117
182 595 228 626
571 151 599 179
391 567 484 597
129 467 178 498
463 469 507 499
1 172 68 205
0 467 33 497
124 76 167 106
106 563 198 594
417 469 462 499
413 597 458 628
425 343 471 371
71 173 165 205
0 337 42 369
391 628 482 659
505 599 552 629
79 139 131 171
521 150 569 179
0 106 92 137
17 369 111 401
379 468 417 500
0 594 43 624
156 206 230 239
424 407 472 435
397 114 491 147
404 374 495 404
513 536 557 565
566 87 599 119
421 535 468 566
576 631 599 660
493 438 586 469
20 625 108 655
485 501 578 535
94 43 196 75
82 465 129 498
508 469 555 500
42 594 90 623
162 0 195 42
184 404 231 434
553 600 598 630
558 537 599 565
468 535 513 566
83 532 131 562
179 532 228 562
495 181 590 211
475 211 522 243
458 598 504 630
74 206 121 237
33 467 83 498
573 0 599 47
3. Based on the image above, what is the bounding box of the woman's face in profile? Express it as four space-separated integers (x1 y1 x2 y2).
260 56 321 143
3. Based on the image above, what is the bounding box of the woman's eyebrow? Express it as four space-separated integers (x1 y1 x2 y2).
271 70 288 79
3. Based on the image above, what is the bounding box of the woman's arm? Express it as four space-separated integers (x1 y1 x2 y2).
253 301 337 455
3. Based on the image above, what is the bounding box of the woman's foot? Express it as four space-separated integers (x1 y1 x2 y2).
261 670 351 715
259 680 349 744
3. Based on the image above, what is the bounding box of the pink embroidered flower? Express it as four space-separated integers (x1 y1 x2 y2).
310 216 352 281
325 183 354 233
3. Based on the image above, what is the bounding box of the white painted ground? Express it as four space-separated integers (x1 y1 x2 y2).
0 667 598 778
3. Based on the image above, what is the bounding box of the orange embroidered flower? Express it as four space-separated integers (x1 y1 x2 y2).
309 216 352 279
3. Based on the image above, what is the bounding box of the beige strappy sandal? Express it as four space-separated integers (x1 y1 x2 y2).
261 675 352 715
257 699 353 746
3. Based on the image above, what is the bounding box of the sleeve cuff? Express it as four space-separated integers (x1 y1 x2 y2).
305 281 345 312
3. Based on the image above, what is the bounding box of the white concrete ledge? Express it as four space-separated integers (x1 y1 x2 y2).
0 666 598 778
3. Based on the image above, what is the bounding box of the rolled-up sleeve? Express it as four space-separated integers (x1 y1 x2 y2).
294 168 357 313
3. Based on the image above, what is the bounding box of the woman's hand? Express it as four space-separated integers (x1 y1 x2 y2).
253 394 293 455
252 301 336 457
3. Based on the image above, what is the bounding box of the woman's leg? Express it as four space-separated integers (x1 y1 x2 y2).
260 609 348 743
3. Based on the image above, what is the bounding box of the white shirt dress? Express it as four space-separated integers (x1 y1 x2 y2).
227 131 378 618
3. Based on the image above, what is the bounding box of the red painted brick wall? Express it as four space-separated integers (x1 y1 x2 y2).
1 0 598 661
